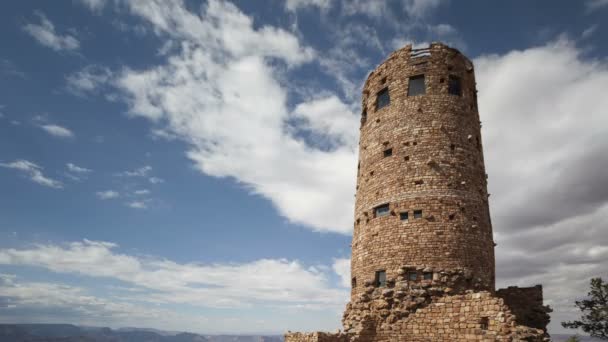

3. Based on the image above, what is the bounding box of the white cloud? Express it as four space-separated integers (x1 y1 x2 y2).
66 65 112 95
77 0 107 12
0 240 349 311
111 0 357 233
66 163 91 173
96 190 119 199
40 124 74 139
127 201 147 209
586 0 608 11
117 165 152 177
0 274 211 332
332 258 350 288
0 160 62 189
148 177 164 184
285 0 331 12
23 12 79 51
474 39 608 333
133 189 150 196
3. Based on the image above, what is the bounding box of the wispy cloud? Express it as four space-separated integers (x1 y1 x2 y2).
66 163 92 173
117 165 152 177
0 160 62 189
23 12 79 51
40 124 75 139
0 240 348 311
133 189 150 196
126 201 147 209
66 65 113 96
586 0 608 12
96 190 119 200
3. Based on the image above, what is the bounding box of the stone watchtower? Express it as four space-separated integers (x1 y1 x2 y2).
352 42 494 299
286 43 551 342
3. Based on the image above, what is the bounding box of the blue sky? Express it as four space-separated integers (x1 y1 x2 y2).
0 0 607 335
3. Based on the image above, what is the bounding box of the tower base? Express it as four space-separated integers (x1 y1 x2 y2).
285 268 551 342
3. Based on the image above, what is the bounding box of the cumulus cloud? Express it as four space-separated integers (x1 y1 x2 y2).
96 190 119 199
0 160 62 189
111 0 357 233
0 240 349 311
332 258 351 288
40 124 74 139
23 12 79 51
474 39 608 333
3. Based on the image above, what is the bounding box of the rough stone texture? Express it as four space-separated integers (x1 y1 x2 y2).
285 42 551 342
496 286 552 332
352 42 494 298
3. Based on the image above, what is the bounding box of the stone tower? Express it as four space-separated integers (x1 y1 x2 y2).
285 43 551 342
351 42 495 298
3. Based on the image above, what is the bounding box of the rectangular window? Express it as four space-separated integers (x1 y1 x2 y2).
375 270 387 287
423 272 433 280
448 76 462 96
352 277 357 288
407 75 426 96
400 212 409 221
376 88 390 110
361 109 367 122
374 204 390 218
413 210 423 219
480 317 489 330
408 271 417 281
383 148 393 157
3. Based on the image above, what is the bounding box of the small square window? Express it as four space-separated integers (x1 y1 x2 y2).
448 76 462 96
375 270 387 287
407 75 426 96
374 204 390 218
423 272 433 280
408 272 417 281
383 148 393 157
413 210 423 219
480 317 489 330
376 88 390 110
400 212 409 221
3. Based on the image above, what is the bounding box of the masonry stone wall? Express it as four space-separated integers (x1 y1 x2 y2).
496 286 552 331
352 42 495 299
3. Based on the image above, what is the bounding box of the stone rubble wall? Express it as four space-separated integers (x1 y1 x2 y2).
496 285 552 331
285 267 549 342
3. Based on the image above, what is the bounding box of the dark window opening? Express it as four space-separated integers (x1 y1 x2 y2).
381 76 387 84
374 204 390 218
423 272 433 280
408 75 426 96
400 212 409 221
450 144 456 151
404 156 410 161
408 272 418 281
361 109 367 121
414 179 424 185
413 210 423 219
376 88 390 110
480 317 489 330
413 141 418 146
448 76 462 96
352 277 357 288
383 148 393 157
375 270 387 287
448 213 455 220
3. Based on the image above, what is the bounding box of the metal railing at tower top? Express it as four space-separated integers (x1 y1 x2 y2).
410 47 431 59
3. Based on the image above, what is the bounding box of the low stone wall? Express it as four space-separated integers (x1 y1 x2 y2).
286 267 550 341
284 332 349 342
496 285 552 331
